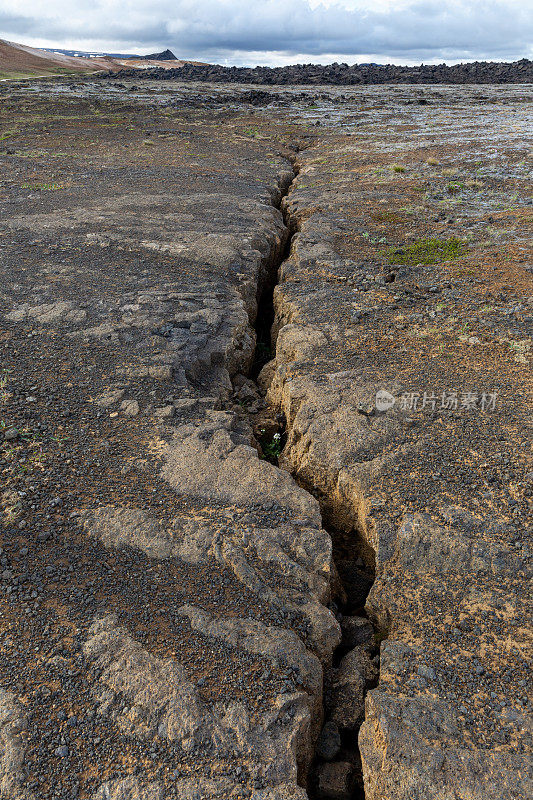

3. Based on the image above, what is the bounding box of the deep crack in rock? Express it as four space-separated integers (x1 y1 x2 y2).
245 142 380 799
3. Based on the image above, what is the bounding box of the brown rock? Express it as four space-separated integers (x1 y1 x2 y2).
340 616 375 650
315 720 341 761
317 761 354 799
120 398 140 416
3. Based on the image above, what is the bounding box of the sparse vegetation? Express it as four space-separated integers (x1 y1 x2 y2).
259 431 284 463
386 237 468 266
21 181 63 190
391 164 406 173
447 181 465 194
362 231 388 245
370 210 405 224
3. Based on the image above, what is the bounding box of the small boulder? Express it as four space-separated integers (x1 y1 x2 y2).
338 646 378 685
329 646 377 730
94 388 125 408
329 669 365 730
236 381 259 404
257 359 276 392
120 399 140 416
154 405 174 419
316 720 341 761
317 761 354 799
340 616 375 650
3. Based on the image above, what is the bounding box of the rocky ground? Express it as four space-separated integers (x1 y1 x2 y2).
0 80 531 800
106 59 533 85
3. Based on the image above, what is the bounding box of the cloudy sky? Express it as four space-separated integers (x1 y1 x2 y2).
0 0 531 66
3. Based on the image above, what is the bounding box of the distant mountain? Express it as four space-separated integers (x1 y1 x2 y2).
0 39 204 81
130 49 178 61
0 38 118 79
40 47 140 59
40 47 179 61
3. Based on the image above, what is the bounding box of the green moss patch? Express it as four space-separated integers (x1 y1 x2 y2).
386 237 468 266
21 182 63 191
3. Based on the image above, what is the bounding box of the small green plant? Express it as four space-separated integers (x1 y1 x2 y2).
21 182 63 191
260 432 283 463
362 231 388 245
447 182 465 194
18 426 42 444
386 237 468 266
370 210 405 224
391 164 406 173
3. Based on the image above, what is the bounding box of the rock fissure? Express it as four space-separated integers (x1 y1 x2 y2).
242 148 380 799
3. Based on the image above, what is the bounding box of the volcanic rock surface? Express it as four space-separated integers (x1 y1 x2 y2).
108 58 533 85
0 78 531 800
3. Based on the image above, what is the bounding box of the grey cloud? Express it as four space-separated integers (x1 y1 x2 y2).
0 0 531 63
